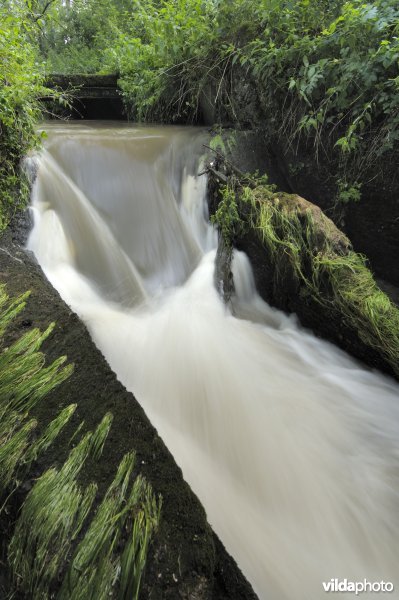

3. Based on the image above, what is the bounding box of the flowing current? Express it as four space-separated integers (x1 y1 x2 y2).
28 123 399 599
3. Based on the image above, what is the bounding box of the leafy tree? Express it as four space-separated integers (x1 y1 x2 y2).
2 0 398 222
39 0 135 74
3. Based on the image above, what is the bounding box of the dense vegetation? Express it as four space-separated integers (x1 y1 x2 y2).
1 0 398 227
105 0 398 203
0 2 398 593
0 3 47 228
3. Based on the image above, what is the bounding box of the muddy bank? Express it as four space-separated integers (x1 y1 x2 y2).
0 213 257 600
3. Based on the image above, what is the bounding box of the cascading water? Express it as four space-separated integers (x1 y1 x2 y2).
28 122 399 599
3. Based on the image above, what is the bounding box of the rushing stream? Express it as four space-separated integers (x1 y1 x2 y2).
28 123 399 599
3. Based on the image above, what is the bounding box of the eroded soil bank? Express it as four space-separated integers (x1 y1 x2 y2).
0 211 257 600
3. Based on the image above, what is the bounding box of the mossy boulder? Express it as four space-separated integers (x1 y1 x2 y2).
208 165 399 381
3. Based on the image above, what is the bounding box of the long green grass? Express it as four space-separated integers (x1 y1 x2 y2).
250 189 399 376
0 285 74 496
0 284 161 599
8 414 113 597
10 438 161 600
59 451 161 600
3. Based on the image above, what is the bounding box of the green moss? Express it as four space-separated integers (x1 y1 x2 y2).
245 188 399 377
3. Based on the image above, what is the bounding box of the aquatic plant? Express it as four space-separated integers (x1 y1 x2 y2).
8 414 114 596
0 283 161 598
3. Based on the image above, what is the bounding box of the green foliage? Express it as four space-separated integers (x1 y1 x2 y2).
8 404 161 600
211 184 244 243
8 413 116 598
245 187 399 376
231 0 399 198
0 283 161 598
35 0 399 191
75 0 397 198
336 179 362 204
119 484 161 600
314 251 399 368
40 0 126 74
8 432 99 597
103 0 219 121
60 452 161 600
0 3 52 228
24 403 78 464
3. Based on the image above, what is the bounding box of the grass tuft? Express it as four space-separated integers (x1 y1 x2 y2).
7 417 113 598
60 452 161 600
0 285 161 600
0 286 73 497
250 189 399 376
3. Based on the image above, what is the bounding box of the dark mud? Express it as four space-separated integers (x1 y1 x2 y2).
0 212 257 600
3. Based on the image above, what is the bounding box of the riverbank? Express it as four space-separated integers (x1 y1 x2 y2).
207 149 399 383
0 210 257 600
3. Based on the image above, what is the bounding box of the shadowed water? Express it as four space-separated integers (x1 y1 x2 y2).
29 122 399 599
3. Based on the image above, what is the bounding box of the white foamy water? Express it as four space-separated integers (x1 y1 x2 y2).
28 123 399 599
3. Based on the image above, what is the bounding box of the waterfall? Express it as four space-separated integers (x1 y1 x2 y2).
28 122 399 599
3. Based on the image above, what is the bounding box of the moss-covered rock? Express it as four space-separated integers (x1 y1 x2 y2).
208 163 399 381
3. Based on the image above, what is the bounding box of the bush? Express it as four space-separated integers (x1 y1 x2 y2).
102 0 399 200
0 3 49 229
238 0 399 198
